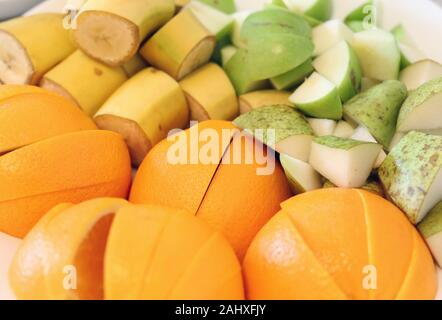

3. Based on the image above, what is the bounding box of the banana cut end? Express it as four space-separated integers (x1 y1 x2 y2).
185 93 211 121
0 30 34 84
74 11 140 67
176 37 216 80
94 114 152 167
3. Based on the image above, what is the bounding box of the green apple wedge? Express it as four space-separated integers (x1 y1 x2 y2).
418 201 442 267
312 20 354 56
270 58 314 90
333 120 355 138
323 177 385 197
344 0 382 31
233 105 314 162
396 77 442 135
351 125 387 168
230 10 255 48
289 72 343 120
221 45 238 67
307 118 337 136
225 33 313 95
280 153 322 194
343 80 408 149
309 136 382 188
351 28 401 81
313 40 362 102
272 0 333 22
379 131 442 224
400 59 442 91
391 24 425 69
187 1 233 41
239 90 293 114
197 0 236 14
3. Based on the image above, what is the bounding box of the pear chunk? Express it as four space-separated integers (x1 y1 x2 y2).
350 125 387 168
333 120 355 138
400 59 442 91
307 118 337 136
343 80 408 149
309 136 382 188
379 131 442 224
234 105 314 161
313 40 362 102
280 154 322 194
396 77 442 134
418 202 442 267
351 29 401 81
289 72 343 120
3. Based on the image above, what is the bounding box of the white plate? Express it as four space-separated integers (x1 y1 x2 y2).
0 0 44 20
0 0 441 300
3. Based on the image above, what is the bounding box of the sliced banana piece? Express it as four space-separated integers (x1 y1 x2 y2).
94 68 189 166
73 0 175 66
140 9 216 80
40 50 129 116
179 63 238 121
0 14 75 84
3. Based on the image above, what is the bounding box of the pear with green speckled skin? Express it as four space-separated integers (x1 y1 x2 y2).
343 80 408 149
280 154 322 194
418 202 442 267
396 77 442 134
309 136 382 188
379 131 442 224
233 105 314 162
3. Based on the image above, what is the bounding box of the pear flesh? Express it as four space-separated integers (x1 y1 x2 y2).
396 77 442 134
418 202 442 267
333 120 355 138
307 118 337 136
233 105 314 162
309 136 382 188
280 154 322 194
350 125 387 168
400 59 442 91
379 131 442 224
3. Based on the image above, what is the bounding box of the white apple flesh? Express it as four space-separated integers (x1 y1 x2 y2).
312 20 354 56
289 72 342 120
351 28 401 81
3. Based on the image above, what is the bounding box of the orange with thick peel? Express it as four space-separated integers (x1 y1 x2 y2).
0 84 56 102
130 120 292 259
243 188 437 300
9 198 128 300
10 199 244 300
0 130 131 238
0 92 96 154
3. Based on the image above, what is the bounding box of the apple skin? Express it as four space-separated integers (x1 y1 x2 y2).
271 58 313 90
198 0 236 14
290 72 343 121
343 80 408 149
379 131 442 224
313 40 362 103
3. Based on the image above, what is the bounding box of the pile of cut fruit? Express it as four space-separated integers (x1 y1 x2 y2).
0 0 441 300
